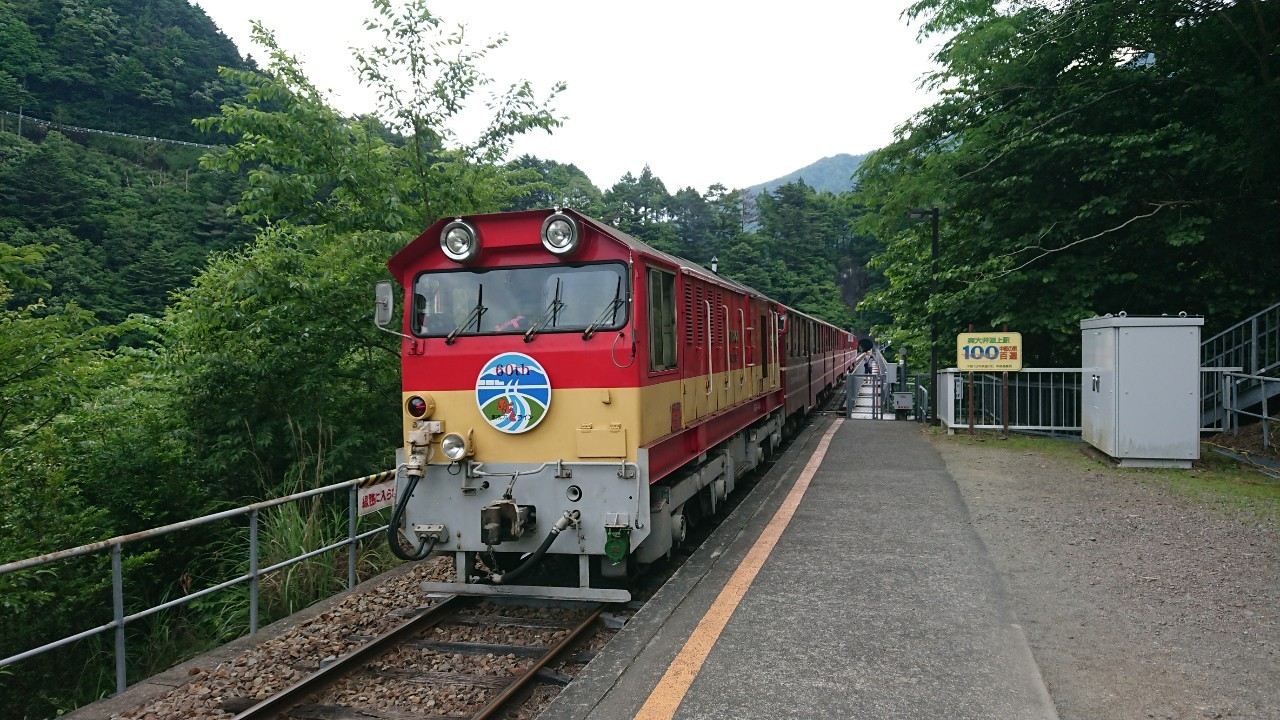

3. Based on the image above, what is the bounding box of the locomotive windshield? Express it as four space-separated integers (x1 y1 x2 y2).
410 262 628 338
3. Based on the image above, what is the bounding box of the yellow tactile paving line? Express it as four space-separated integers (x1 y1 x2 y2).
634 419 845 720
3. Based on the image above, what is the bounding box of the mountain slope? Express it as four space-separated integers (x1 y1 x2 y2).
747 152 868 195
0 0 250 141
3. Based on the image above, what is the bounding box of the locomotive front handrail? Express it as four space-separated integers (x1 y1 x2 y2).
468 460 639 477
610 330 636 369
470 460 571 477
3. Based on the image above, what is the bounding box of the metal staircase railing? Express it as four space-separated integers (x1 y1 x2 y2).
844 347 896 420
1201 301 1280 428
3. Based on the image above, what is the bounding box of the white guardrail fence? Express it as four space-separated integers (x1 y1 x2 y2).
0 470 398 696
937 368 1083 433
930 367 1245 436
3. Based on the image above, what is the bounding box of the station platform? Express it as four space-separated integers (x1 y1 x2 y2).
544 416 1059 719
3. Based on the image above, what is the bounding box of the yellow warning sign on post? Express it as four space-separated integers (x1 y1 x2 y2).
956 332 1023 371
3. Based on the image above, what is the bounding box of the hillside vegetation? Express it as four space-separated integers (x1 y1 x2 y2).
0 0 255 323
855 0 1279 364
0 0 247 140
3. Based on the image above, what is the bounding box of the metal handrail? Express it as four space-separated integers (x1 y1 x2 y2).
1223 372 1278 451
846 349 886 420
870 346 893 413
1201 301 1280 364
1201 303 1280 422
938 366 1244 436
941 368 1085 433
914 376 931 424
0 469 396 695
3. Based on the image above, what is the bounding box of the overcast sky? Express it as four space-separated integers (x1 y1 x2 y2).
190 1 943 193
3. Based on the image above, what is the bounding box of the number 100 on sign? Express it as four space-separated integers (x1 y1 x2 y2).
956 332 1023 372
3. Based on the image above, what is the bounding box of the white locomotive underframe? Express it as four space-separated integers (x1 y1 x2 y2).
397 409 783 602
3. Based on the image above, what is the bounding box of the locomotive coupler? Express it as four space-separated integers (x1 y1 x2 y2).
480 499 537 545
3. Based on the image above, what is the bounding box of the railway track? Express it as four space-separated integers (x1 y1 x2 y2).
232 595 617 720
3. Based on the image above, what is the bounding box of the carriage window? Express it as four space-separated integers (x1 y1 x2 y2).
410 262 627 337
648 268 677 371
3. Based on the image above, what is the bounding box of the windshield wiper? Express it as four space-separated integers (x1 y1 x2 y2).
445 284 485 345
524 278 563 343
582 276 624 340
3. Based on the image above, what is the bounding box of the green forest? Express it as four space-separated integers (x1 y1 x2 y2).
856 0 1279 364
1 0 1276 717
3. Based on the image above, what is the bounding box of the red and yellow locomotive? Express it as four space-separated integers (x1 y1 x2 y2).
376 208 854 601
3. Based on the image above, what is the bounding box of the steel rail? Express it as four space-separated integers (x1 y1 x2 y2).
471 604 606 720
232 597 603 720
233 594 468 719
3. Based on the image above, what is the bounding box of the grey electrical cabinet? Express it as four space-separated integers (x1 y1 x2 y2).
1080 314 1203 468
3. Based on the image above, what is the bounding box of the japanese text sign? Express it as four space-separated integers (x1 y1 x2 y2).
357 480 396 516
956 332 1023 371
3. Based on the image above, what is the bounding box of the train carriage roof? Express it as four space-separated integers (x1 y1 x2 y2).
391 208 769 299
574 211 849 335
391 208 850 335
571 211 770 300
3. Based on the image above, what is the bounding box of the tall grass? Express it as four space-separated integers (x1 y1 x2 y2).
2 421 401 719
202 420 398 640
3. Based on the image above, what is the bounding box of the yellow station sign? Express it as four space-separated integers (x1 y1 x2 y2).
956 332 1023 371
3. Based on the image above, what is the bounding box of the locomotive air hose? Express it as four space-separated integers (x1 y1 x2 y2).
387 473 437 562
490 527 558 585
489 510 578 585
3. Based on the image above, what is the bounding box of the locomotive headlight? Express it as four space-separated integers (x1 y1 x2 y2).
440 220 481 263
540 213 580 256
440 432 471 461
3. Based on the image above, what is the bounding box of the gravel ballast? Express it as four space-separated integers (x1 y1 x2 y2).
934 432 1278 719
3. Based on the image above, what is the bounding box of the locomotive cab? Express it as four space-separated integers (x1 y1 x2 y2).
380 208 807 601
379 210 653 600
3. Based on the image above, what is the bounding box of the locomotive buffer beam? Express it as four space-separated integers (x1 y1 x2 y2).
418 581 631 603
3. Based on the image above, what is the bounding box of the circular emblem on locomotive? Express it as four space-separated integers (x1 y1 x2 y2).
476 352 551 433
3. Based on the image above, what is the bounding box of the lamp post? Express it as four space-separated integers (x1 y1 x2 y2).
909 207 940 426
